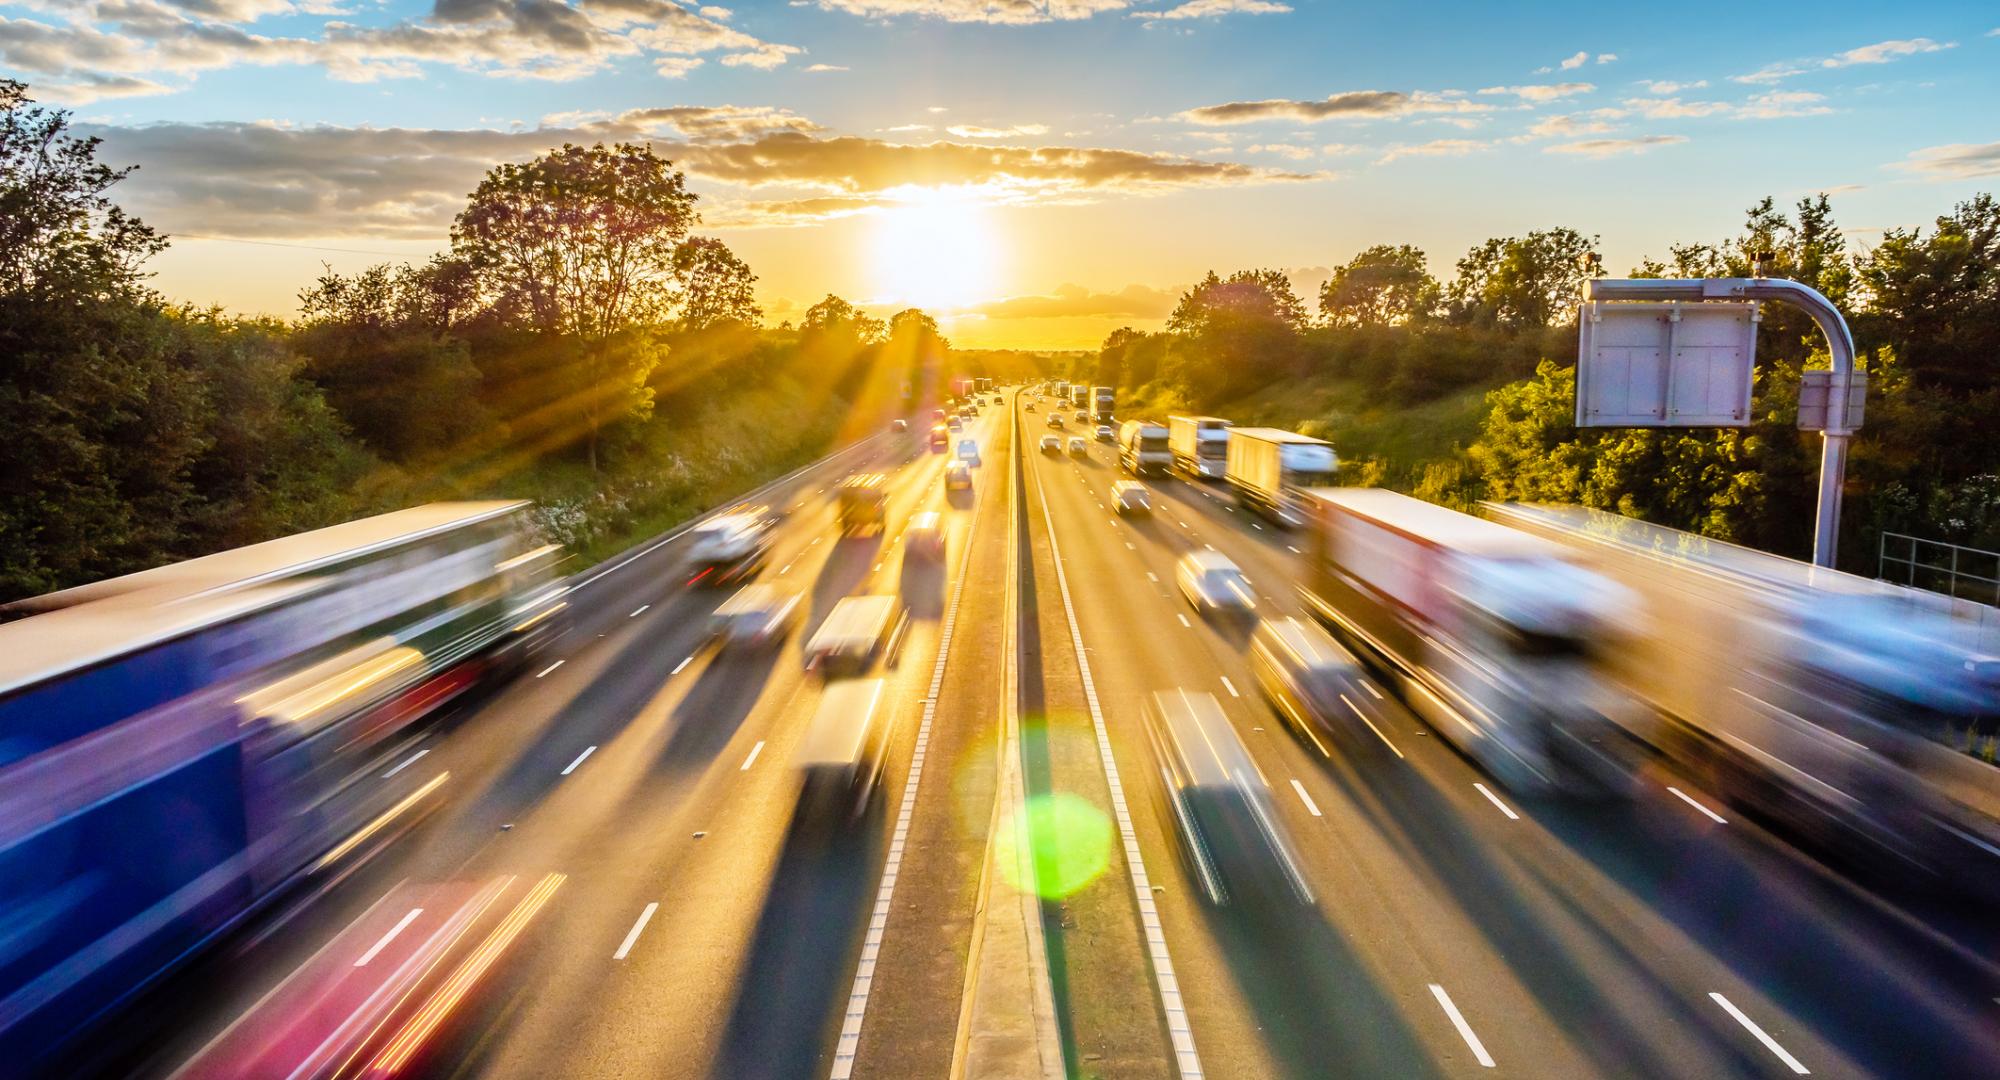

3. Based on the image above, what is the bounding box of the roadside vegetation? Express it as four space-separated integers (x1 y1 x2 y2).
0 82 1032 601
4 76 1995 598
1075 197 2000 571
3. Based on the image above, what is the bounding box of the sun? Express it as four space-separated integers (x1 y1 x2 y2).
868 186 1000 311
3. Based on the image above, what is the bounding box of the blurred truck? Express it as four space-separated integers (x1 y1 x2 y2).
1144 689 1313 907
0 502 567 1068
1117 419 1172 477
1489 502 2000 894
795 678 892 823
1225 428 1337 527
1168 415 1231 481
1298 488 1635 793
1092 385 1115 424
836 473 888 533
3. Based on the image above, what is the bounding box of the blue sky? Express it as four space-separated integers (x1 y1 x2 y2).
4 0 1996 346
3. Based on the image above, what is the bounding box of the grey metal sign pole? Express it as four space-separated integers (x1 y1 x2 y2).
1583 276 1860 568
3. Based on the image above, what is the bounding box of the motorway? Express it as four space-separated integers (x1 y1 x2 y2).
91 389 2000 1079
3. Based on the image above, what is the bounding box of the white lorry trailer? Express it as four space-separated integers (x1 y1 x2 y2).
1167 416 1230 481
1117 420 1172 477
1224 428 1336 527
1299 489 1636 793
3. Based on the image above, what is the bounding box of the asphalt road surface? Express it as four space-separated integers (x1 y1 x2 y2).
78 390 2000 1080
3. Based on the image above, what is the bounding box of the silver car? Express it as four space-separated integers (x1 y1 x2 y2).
1250 617 1384 750
710 584 802 651
1176 551 1256 617
1111 481 1150 515
1144 689 1313 907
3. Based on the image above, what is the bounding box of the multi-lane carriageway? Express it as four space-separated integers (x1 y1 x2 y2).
99 391 2000 1080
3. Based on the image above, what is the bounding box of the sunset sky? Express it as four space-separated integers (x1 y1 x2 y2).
5 0 1998 348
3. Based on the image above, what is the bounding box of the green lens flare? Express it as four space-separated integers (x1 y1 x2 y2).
997 791 1113 900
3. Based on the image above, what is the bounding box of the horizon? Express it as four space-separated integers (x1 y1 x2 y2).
5 1 1998 349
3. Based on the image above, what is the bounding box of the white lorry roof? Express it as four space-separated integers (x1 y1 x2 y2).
1307 488 1556 559
806 595 898 654
795 679 887 767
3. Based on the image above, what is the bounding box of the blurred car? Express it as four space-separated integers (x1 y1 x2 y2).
891 418 908 432
1095 424 1115 442
1047 413 1064 428
932 408 946 423
905 511 946 560
948 416 964 432
837 474 888 533
1025 402 1036 412
1039 434 1061 454
711 583 802 651
929 424 950 452
1111 480 1150 515
956 439 982 466
1144 689 1313 906
1073 409 1088 423
796 678 892 822
803 595 903 675
1176 551 1256 617
1250 617 1378 748
1066 437 1087 456
683 505 774 587
944 460 973 491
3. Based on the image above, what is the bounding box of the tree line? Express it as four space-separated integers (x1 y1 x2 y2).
1078 194 2000 568
0 82 1009 600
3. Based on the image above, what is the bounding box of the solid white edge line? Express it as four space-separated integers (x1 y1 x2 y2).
1220 676 1240 698
353 908 424 967
534 660 564 679
1032 452 1204 1080
1289 779 1322 817
1709 992 1810 1074
382 748 430 779
561 746 596 775
671 656 693 675
740 740 765 771
827 455 984 1080
1668 786 1729 824
1472 782 1519 821
1429 984 1496 1068
613 903 659 960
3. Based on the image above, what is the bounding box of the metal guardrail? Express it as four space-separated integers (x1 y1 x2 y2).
1879 531 2000 609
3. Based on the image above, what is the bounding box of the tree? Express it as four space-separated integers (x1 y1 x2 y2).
801 294 886 347
1856 194 2000 394
1447 227 1599 328
672 236 761 331
1164 268 1307 402
0 80 164 302
451 142 697 470
1318 244 1440 328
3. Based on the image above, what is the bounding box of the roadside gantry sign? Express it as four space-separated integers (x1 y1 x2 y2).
1575 276 1865 568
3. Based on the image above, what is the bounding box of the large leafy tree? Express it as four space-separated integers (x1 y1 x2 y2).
1856 194 2000 394
452 142 697 469
673 236 761 331
1164 268 1307 402
1318 244 1440 328
1447 227 1599 328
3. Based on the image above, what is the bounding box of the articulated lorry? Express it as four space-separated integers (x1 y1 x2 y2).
1167 416 1230 480
1488 502 2000 893
1092 385 1115 424
1117 420 1172 476
1299 489 1635 793
1224 428 1337 526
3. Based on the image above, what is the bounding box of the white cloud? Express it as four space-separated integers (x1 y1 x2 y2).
1544 134 1687 158
1891 140 2000 181
1130 0 1290 19
1735 36 1955 84
1244 142 1314 160
1596 53 1616 64
945 123 1050 138
1822 37 1952 69
804 62 847 71
1376 138 1487 164
1178 89 1495 125
1638 79 1707 95
1737 90 1832 119
1558 50 1589 70
1477 81 1595 103
1517 110 1624 140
